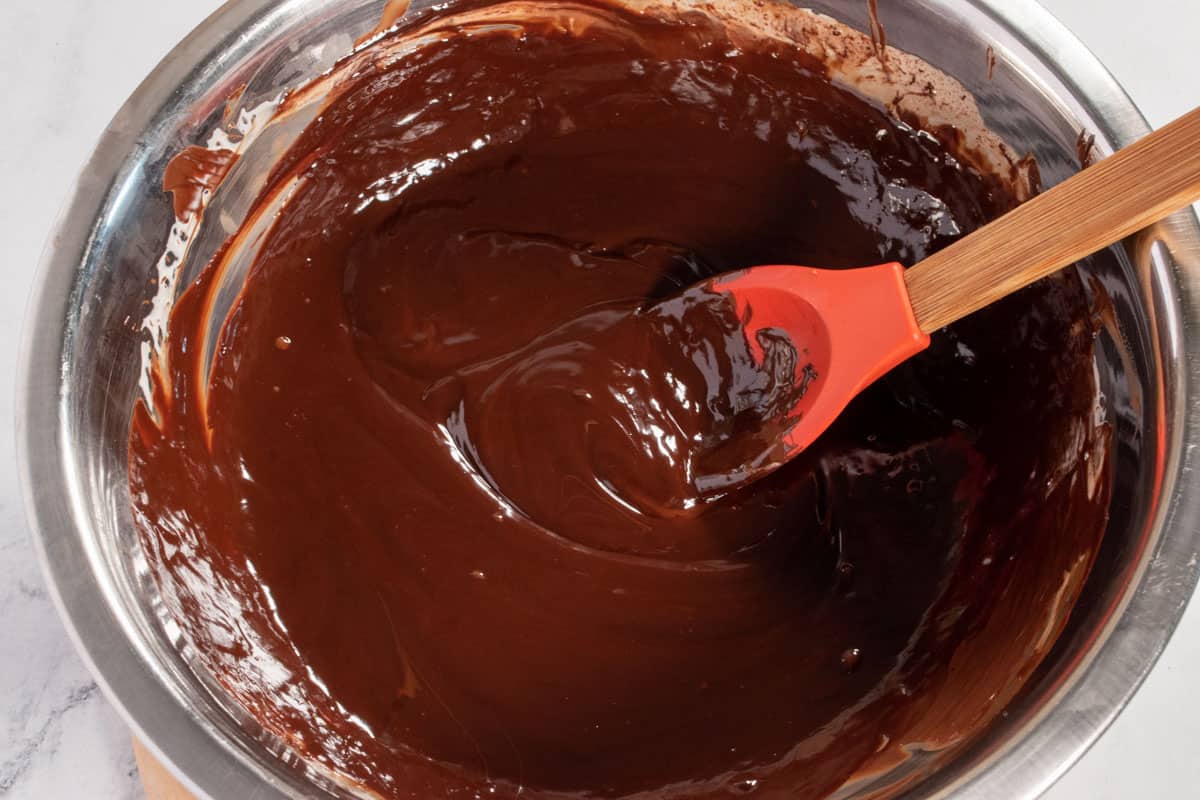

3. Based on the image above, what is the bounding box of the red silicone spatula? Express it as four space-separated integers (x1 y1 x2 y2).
712 106 1200 463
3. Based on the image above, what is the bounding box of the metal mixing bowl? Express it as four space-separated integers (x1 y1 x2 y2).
18 0 1200 797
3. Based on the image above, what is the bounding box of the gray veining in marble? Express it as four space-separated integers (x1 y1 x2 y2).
1 526 143 798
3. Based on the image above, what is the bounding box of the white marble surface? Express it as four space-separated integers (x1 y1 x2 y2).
0 1 1197 798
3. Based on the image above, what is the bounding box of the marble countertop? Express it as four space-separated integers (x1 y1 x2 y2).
1 1 1197 797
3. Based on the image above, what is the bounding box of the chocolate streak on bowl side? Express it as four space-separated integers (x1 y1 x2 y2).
129 1 1112 797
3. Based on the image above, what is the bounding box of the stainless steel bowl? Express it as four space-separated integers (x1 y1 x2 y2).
19 1 1200 797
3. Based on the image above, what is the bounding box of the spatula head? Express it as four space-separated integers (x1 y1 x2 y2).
709 262 930 459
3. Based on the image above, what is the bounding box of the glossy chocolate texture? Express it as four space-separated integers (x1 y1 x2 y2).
131 3 1110 797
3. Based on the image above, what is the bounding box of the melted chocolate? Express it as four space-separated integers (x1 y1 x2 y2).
130 2 1111 797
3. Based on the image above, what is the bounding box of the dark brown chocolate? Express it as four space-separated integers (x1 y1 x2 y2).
130 2 1111 797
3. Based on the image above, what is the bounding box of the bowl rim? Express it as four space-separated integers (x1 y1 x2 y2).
18 1 1200 798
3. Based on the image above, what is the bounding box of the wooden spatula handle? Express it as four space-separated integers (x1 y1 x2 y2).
905 106 1200 333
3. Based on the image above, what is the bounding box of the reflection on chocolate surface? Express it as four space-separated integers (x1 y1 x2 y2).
130 2 1111 796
